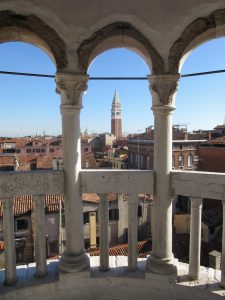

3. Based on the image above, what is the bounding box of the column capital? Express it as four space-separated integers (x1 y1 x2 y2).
190 197 203 208
56 72 89 106
148 74 180 108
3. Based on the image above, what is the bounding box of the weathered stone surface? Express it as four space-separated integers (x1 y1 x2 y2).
0 170 64 198
80 170 154 194
168 9 225 73
77 22 164 74
0 10 67 70
170 170 225 200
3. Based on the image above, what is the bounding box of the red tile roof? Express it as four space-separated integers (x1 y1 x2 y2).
0 193 118 216
88 240 152 258
203 136 225 145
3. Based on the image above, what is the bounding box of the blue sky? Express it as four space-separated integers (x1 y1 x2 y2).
0 38 225 136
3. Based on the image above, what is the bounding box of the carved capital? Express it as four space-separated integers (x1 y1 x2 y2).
56 73 88 106
190 197 203 209
148 74 180 107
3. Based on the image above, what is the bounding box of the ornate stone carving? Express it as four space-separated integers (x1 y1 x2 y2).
56 73 88 106
148 74 180 107
77 22 164 74
0 10 67 70
168 9 225 73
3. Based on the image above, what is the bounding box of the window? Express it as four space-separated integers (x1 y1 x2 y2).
109 209 119 221
138 206 142 217
15 219 29 231
188 154 193 168
172 155 175 169
49 241 58 254
83 212 89 224
84 147 89 152
16 247 24 263
41 149 45 153
178 154 184 169
147 156 150 169
26 149 31 153
61 212 65 228
49 148 54 153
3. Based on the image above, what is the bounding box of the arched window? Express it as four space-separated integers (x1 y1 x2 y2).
188 154 193 169
147 156 150 170
178 154 184 169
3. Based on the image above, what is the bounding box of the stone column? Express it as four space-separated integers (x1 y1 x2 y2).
99 194 109 271
56 73 90 272
3 198 17 285
146 74 180 274
33 195 47 277
221 201 225 287
128 194 138 271
189 197 202 280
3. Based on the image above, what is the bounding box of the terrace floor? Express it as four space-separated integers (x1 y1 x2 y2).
0 256 224 300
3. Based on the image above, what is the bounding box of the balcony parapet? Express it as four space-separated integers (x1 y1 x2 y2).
80 169 154 194
170 170 225 200
0 170 64 198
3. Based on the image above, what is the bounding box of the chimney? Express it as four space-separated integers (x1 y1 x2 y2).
89 211 97 249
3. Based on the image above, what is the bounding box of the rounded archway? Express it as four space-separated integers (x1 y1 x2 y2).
0 10 67 70
77 22 164 74
168 9 225 73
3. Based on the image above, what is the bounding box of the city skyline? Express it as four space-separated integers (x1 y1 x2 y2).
0 38 225 136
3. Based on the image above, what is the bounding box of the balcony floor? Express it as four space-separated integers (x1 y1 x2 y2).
0 256 224 300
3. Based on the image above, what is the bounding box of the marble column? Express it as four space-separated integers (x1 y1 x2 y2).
56 73 90 273
189 197 202 280
3 198 17 285
146 74 180 274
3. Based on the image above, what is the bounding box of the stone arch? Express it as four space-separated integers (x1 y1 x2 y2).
77 22 164 74
168 9 225 73
0 10 67 70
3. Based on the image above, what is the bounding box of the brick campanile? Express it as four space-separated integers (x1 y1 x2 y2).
111 89 122 139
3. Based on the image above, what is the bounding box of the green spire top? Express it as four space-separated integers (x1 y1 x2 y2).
112 89 120 104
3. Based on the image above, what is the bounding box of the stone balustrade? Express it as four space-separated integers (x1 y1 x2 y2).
0 169 225 290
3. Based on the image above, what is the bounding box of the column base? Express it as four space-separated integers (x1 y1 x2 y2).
59 250 90 273
146 252 177 274
4 276 18 286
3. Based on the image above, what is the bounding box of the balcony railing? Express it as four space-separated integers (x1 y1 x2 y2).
0 169 225 290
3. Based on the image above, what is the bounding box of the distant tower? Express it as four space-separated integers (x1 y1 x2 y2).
111 90 122 139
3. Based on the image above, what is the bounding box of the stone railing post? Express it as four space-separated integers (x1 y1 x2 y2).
146 74 180 274
56 73 90 272
3 198 17 285
99 194 109 271
189 197 202 280
221 201 225 287
33 195 47 277
128 194 138 271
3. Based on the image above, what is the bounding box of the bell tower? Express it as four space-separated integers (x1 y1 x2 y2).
111 90 122 139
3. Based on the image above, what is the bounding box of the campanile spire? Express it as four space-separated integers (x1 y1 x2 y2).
111 89 122 138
